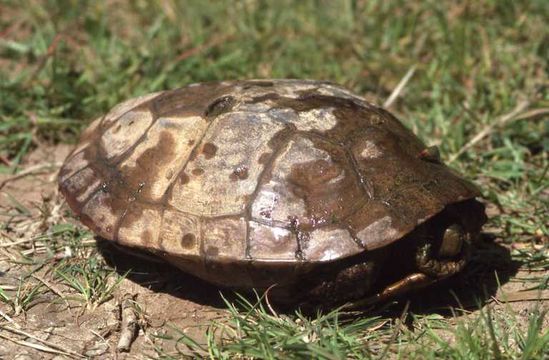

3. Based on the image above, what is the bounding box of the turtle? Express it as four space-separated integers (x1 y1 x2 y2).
58 79 486 307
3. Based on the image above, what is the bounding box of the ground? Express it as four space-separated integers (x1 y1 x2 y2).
0 150 546 358
0 1 547 359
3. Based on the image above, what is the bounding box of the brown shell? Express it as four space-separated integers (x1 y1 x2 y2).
59 80 480 270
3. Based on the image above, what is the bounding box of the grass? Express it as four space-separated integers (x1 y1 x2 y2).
0 0 547 358
160 293 549 359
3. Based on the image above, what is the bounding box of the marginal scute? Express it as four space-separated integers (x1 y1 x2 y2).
169 112 286 216
100 108 154 161
248 221 297 261
79 189 126 240
117 203 162 248
356 216 400 249
59 167 100 210
65 117 103 159
118 115 207 201
302 227 361 261
203 217 247 259
58 150 90 182
159 209 201 257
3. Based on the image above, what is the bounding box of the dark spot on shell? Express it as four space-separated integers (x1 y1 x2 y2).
204 95 236 120
188 139 195 146
259 209 272 219
112 124 122 134
180 173 190 184
250 93 280 104
258 152 271 164
295 88 320 97
267 125 295 149
202 143 218 159
181 233 196 248
192 168 204 176
165 170 174 180
230 166 249 181
206 246 219 257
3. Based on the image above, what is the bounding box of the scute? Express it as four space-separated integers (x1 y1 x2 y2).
118 203 162 248
251 135 364 231
168 111 286 217
59 79 481 270
159 209 201 257
79 189 125 240
100 108 154 161
101 91 163 129
203 217 247 259
117 115 208 201
303 227 361 261
248 221 298 261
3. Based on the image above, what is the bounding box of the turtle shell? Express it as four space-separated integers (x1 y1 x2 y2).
59 79 480 289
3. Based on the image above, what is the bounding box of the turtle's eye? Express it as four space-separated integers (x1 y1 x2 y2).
439 224 465 258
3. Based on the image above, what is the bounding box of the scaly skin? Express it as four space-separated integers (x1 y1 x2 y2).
416 231 471 278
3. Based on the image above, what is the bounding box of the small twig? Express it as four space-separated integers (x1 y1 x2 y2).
383 66 416 108
0 326 85 358
117 294 138 352
448 100 530 163
0 161 62 191
0 333 75 357
367 319 390 332
0 308 20 328
514 107 549 121
0 236 38 248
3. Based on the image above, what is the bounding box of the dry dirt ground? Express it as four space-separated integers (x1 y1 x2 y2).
0 145 547 359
